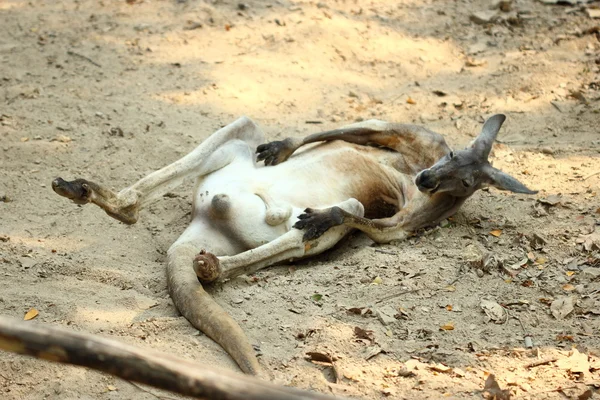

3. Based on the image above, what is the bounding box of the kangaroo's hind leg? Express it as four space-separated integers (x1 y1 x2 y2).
52 116 265 224
52 117 268 377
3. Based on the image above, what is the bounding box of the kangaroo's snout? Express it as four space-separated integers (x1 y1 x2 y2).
415 170 439 193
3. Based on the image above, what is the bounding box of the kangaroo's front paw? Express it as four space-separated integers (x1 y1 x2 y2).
293 206 345 241
193 250 222 283
256 138 295 166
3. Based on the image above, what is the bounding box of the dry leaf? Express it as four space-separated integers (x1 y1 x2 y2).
445 285 456 292
562 283 575 291
480 299 506 323
578 389 593 400
556 334 574 342
538 195 562 206
440 322 455 331
530 233 547 250
347 307 364 315
586 8 600 19
566 271 576 277
306 352 340 383
24 308 39 321
354 326 375 342
555 348 590 375
466 57 487 67
483 374 511 400
521 279 534 287
364 345 384 361
343 371 361 382
372 276 383 285
107 385 117 391
429 363 452 373
306 352 333 364
550 296 574 319
489 229 503 237
510 257 528 270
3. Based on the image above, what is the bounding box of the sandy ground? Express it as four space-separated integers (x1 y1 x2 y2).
1 0 600 398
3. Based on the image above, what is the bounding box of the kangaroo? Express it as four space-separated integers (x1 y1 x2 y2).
52 114 536 376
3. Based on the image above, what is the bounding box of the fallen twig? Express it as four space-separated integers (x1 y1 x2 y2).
535 385 580 394
0 316 342 400
67 50 102 67
550 101 564 113
376 274 462 304
525 358 558 368
373 249 398 255
583 171 600 180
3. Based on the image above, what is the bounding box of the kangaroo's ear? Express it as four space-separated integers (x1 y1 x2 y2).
483 165 537 194
472 114 506 160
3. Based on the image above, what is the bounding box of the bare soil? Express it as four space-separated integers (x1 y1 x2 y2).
1 0 599 399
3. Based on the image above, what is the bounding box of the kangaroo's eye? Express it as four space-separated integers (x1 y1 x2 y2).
448 151 454 159
462 179 471 187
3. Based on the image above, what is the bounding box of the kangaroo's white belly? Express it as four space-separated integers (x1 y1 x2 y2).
192 142 403 250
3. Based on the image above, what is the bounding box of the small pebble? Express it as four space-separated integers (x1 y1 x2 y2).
470 10 497 25
541 147 554 155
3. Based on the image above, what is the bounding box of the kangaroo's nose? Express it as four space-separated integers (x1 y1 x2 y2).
416 170 437 190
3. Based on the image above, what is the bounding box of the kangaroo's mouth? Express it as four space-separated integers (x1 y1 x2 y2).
427 182 440 194
416 177 440 194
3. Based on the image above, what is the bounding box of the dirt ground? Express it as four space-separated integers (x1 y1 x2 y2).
1 0 600 398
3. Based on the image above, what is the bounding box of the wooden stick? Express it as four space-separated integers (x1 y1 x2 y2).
67 50 102 67
0 316 342 400
583 171 600 180
525 358 557 368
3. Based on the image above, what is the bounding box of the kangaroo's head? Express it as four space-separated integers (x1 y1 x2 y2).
415 114 537 197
